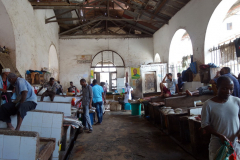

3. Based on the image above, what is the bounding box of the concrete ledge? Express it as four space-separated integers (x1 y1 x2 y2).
0 130 55 160
165 95 213 108
37 96 74 103
0 110 64 159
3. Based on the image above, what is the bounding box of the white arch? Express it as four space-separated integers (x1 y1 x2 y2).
169 29 193 65
204 0 238 63
154 53 161 62
0 0 16 68
49 45 59 80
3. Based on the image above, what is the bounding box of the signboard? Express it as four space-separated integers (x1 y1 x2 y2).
91 70 94 79
76 55 92 63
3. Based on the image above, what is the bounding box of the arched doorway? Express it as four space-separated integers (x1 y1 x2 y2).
91 50 125 92
49 45 59 80
205 0 240 74
0 0 16 74
169 29 193 77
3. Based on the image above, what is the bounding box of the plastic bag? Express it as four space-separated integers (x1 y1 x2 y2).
214 141 236 160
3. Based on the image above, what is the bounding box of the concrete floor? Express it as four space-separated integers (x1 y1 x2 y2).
68 111 195 160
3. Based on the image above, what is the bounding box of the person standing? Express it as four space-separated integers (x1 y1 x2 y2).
177 73 184 92
92 80 106 124
0 73 37 131
105 80 109 92
201 76 240 159
213 67 240 98
160 73 180 98
100 82 107 114
76 79 93 133
37 77 64 101
124 83 133 104
0 68 11 104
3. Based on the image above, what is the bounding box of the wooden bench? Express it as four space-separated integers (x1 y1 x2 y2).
0 130 55 160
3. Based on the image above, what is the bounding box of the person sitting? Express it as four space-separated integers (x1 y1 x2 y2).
0 68 12 104
201 76 240 159
186 79 217 96
177 73 184 92
37 77 64 101
0 73 37 130
213 67 240 98
56 81 63 95
160 73 180 98
68 81 77 96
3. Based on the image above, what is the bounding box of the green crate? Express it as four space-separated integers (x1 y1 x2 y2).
131 103 141 116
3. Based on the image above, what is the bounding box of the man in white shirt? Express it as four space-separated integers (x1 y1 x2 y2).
124 83 133 103
160 73 180 98
201 76 240 159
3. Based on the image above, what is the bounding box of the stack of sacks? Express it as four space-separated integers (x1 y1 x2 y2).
109 101 121 111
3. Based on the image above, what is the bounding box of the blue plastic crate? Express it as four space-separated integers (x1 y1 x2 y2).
124 103 131 110
82 112 94 126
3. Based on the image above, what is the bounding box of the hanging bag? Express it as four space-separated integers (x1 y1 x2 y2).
214 141 236 160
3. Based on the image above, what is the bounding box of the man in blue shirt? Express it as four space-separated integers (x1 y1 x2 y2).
213 67 240 98
0 73 37 131
92 79 105 125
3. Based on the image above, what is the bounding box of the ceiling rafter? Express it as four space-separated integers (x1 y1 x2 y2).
30 0 191 38
46 17 163 23
151 0 169 20
59 18 101 35
114 0 168 23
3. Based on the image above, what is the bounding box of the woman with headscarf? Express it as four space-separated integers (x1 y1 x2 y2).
100 82 107 114
124 83 133 104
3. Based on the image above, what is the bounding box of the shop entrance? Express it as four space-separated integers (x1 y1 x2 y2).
94 71 117 92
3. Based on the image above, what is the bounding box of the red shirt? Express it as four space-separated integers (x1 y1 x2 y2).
3 81 7 90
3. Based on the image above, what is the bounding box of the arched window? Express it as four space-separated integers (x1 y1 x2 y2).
49 45 59 79
169 29 193 68
91 50 125 92
154 53 161 62
205 0 239 74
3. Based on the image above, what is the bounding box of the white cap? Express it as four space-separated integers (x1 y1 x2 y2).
2 68 10 73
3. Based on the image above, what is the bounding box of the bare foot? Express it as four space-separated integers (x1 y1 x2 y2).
7 123 15 131
15 127 20 131
186 90 193 96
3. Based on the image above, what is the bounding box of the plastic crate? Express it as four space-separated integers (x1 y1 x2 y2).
124 103 131 110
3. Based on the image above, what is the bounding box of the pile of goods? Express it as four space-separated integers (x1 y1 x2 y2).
149 102 165 106
161 107 183 115
108 101 121 111
63 116 83 129
0 46 10 54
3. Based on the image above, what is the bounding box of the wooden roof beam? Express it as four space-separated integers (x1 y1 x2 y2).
60 34 152 39
151 0 169 20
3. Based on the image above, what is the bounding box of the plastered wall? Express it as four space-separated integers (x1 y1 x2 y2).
1 0 59 77
153 0 222 65
59 38 154 91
